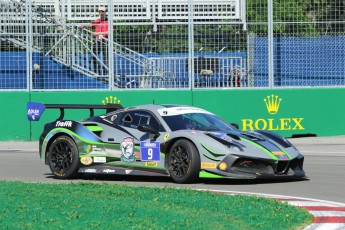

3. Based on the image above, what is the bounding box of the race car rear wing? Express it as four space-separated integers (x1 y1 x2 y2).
27 102 124 121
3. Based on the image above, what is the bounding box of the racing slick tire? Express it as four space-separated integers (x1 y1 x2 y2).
168 139 200 183
47 135 79 179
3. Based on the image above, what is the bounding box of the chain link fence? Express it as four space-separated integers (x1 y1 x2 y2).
0 0 344 91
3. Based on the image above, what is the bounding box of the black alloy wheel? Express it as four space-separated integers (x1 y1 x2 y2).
168 139 200 183
48 135 79 179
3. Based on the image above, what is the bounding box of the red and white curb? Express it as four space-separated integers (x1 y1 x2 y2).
197 189 345 230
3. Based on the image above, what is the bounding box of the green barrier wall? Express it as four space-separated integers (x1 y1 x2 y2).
0 92 30 141
1 88 344 141
193 88 345 137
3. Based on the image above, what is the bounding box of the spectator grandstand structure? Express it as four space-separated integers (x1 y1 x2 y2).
0 0 344 90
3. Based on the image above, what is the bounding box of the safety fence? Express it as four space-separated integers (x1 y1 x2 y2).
1 0 345 90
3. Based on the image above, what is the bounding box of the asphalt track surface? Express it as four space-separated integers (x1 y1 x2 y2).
1 136 344 203
1 136 345 229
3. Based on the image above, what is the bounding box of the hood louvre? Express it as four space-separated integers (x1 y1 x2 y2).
226 133 241 140
240 133 265 141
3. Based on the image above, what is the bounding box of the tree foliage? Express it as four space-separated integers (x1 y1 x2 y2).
114 0 345 52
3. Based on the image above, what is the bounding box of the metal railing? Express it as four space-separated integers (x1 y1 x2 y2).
2 0 345 91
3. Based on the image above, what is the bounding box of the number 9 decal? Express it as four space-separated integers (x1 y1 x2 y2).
148 148 153 160
140 142 160 161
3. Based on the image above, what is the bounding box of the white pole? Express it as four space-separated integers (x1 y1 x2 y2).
268 0 274 88
188 0 194 90
108 0 115 89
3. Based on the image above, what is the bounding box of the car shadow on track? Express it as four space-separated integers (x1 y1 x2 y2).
46 174 309 185
199 177 309 185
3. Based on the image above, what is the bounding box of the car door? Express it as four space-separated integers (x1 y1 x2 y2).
102 109 165 164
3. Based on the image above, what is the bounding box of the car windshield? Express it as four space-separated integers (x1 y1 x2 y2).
162 112 236 132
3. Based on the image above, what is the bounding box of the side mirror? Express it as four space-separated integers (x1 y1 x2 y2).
230 123 239 129
138 124 160 137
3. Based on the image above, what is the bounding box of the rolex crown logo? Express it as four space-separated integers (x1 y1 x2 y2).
264 94 282 115
102 96 121 105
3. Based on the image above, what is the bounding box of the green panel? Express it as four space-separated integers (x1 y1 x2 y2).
86 125 103 132
0 92 30 141
193 88 345 137
199 171 225 178
1 88 345 141
29 90 193 140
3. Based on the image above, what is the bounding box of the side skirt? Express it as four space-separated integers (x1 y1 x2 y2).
79 165 170 177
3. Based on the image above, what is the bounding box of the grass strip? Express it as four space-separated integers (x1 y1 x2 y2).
0 181 313 229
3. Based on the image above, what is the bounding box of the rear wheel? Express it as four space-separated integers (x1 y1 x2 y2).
48 135 79 179
167 139 200 183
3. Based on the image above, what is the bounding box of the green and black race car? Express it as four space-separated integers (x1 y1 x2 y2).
27 102 306 183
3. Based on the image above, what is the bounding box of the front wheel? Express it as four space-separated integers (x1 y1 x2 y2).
48 135 79 179
167 139 200 183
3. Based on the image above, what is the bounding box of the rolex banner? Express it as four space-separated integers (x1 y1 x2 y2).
1 88 345 140
241 94 304 132
193 88 345 137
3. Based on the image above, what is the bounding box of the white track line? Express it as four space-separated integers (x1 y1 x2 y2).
304 223 345 230
197 189 345 230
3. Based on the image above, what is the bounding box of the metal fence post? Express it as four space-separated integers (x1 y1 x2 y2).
108 0 114 90
268 0 274 89
188 0 194 90
26 0 33 91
